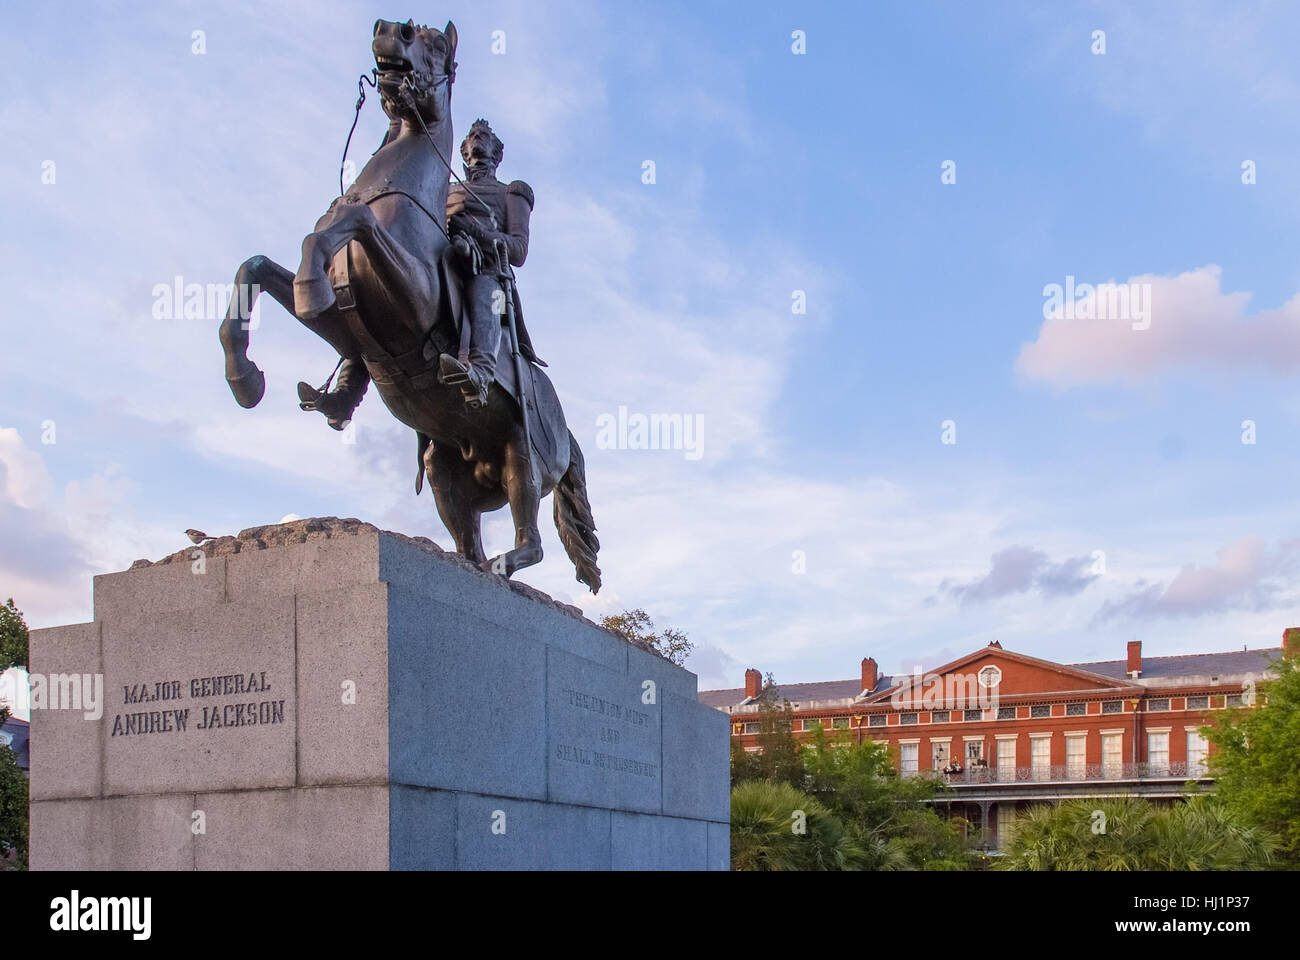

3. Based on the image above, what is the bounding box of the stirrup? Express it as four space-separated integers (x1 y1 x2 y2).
438 353 471 385
296 381 354 431
297 381 326 411
438 355 488 408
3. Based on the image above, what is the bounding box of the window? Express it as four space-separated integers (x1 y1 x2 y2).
1102 732 1123 778
1187 731 1208 771
965 740 984 763
1066 702 1086 717
932 741 949 770
997 740 1016 779
1000 805 1018 845
1030 737 1051 779
978 665 1002 688
900 713 918 725
964 709 982 722
1066 735 1086 779
743 722 760 734
931 710 950 723
832 716 849 730
1147 699 1169 712
900 742 919 776
1102 700 1122 714
1186 696 1209 710
997 706 1015 720
1030 704 1050 719
1147 731 1169 775
1225 694 1244 707
802 718 822 731
868 714 886 727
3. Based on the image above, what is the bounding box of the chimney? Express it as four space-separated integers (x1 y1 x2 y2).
744 668 763 700
1284 628 1300 657
1127 640 1142 678
861 657 878 694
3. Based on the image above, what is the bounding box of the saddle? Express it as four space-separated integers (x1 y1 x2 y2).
329 240 543 404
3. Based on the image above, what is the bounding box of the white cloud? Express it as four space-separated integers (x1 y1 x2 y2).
941 545 1101 606
0 428 53 509
0 430 138 625
1017 265 1300 387
1096 534 1300 622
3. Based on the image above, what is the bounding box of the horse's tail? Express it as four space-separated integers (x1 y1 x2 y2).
553 431 601 594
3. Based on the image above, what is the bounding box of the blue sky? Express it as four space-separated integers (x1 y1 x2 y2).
4 0 1300 718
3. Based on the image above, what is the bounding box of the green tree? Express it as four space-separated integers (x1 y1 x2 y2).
0 597 28 679
999 797 1153 871
0 747 26 870
730 780 862 871
1202 647 1300 866
727 675 970 869
1152 800 1276 870
0 598 28 870
801 725 968 870
886 807 972 871
729 676 805 789
599 608 692 666
998 797 1274 871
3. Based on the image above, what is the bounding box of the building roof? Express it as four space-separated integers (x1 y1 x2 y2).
1 716 29 772
697 675 896 710
699 646 1285 710
1069 648 1280 682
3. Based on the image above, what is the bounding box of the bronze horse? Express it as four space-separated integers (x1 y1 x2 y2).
217 18 601 593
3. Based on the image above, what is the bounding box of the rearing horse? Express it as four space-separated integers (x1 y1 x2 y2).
217 17 601 593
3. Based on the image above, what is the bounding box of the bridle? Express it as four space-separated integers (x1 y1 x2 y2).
337 65 499 236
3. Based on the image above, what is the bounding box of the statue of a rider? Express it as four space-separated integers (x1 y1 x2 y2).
297 118 541 427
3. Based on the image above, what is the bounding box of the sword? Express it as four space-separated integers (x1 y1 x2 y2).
493 238 534 467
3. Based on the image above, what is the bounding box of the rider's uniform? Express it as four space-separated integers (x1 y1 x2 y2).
446 176 540 373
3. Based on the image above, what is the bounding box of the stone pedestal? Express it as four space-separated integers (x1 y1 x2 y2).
29 518 729 870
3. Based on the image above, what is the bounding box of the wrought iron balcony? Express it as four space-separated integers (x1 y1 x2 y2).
909 761 1209 784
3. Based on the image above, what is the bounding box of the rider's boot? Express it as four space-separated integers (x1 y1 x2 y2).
297 359 370 430
439 284 502 409
438 354 491 409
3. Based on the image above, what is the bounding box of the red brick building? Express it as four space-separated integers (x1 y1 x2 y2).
700 634 1293 847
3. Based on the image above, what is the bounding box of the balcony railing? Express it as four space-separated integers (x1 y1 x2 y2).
916 761 1207 784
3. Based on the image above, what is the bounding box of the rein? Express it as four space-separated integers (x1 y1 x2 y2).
340 72 377 196
400 75 494 221
337 68 499 238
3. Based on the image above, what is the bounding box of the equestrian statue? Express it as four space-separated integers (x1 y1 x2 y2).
217 17 601 593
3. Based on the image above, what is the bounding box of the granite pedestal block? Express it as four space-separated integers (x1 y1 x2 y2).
28 518 730 870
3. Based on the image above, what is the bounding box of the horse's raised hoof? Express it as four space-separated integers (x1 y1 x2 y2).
226 364 266 408
293 273 336 320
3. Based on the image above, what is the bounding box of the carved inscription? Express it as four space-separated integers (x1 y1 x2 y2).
555 686 657 779
110 669 286 738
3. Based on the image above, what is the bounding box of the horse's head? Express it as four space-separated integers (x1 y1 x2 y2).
373 18 457 124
